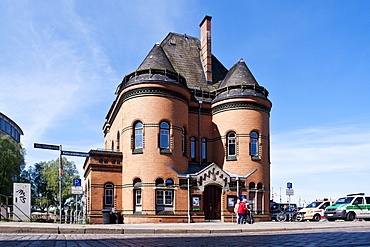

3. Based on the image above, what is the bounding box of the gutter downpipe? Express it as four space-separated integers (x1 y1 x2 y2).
198 100 203 165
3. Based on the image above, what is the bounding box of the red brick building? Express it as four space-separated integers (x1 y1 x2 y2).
83 16 272 224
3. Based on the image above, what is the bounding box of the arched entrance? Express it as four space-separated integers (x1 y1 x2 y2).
203 185 222 220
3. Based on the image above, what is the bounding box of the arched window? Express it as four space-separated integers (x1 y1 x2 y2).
182 127 186 155
156 178 164 187
249 182 256 190
104 183 114 207
166 179 174 187
159 122 170 149
134 122 143 149
190 137 196 159
227 132 236 157
116 131 120 151
250 132 259 156
133 178 142 187
201 138 207 160
111 140 114 151
257 183 263 190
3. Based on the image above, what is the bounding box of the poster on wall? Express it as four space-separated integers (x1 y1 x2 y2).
192 197 199 206
13 183 31 221
228 197 234 206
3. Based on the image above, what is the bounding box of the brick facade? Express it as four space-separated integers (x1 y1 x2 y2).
84 16 272 224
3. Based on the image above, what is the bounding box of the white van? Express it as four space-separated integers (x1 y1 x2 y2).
324 193 370 221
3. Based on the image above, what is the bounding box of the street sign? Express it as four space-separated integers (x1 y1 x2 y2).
61 150 90 157
73 178 82 187
286 188 294 196
34 143 60 150
287 182 293 189
71 186 83 195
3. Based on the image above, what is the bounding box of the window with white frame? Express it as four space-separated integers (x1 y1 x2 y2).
159 122 170 149
104 183 114 206
134 122 143 149
156 190 173 206
250 132 259 156
227 132 236 157
135 190 142 206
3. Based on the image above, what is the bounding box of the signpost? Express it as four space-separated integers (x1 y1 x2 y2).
286 182 294 207
34 143 88 223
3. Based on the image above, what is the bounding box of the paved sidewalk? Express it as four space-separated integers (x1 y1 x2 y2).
0 220 369 234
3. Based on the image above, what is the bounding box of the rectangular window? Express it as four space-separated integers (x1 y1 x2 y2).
250 139 258 156
156 190 173 206
135 129 143 148
160 129 169 148
135 190 142 205
201 141 206 160
191 140 196 159
105 189 113 205
156 191 164 205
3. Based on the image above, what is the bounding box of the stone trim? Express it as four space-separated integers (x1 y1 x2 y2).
212 101 271 115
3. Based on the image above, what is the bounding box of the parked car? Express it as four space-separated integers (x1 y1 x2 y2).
270 202 297 221
298 199 333 221
324 193 370 221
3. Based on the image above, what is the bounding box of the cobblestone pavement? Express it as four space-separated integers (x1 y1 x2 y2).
1 227 370 247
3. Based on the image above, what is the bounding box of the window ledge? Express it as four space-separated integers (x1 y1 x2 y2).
160 148 172 154
132 148 143 154
226 156 237 161
251 156 261 161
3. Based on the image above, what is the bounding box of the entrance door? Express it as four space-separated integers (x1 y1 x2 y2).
203 185 222 220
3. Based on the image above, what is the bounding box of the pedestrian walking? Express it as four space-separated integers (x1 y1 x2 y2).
234 199 240 223
237 198 248 224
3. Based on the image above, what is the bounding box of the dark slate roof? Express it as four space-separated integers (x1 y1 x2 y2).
178 164 209 175
161 33 228 92
219 59 258 88
137 43 175 71
213 59 269 102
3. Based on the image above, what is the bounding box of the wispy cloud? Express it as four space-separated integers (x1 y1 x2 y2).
271 121 370 203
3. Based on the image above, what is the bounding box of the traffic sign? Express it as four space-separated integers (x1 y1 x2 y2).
287 182 293 189
286 188 294 196
34 143 60 150
71 186 83 195
73 178 82 187
61 150 90 157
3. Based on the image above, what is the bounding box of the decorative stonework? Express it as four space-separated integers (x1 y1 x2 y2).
196 163 230 192
212 101 271 115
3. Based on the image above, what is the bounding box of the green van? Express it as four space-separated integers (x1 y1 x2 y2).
324 193 370 221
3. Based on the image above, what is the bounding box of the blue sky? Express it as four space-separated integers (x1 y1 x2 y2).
1 0 370 205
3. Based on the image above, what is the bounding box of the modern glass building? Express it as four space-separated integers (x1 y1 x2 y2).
0 112 23 143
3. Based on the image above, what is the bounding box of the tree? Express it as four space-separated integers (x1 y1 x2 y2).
41 157 80 208
0 135 25 199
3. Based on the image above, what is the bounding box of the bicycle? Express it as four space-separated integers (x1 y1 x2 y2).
276 208 302 222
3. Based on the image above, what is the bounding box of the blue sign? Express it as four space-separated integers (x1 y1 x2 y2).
287 182 293 189
62 150 90 157
73 178 82 187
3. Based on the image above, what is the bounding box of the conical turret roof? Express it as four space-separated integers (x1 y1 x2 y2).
213 59 268 102
137 43 175 71
219 59 258 88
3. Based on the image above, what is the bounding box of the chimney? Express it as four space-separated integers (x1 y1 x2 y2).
199 16 212 83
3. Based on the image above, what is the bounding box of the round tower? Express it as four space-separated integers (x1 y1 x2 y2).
103 43 191 220
211 59 272 215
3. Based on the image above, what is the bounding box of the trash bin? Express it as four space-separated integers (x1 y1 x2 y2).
112 211 122 224
102 209 111 224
